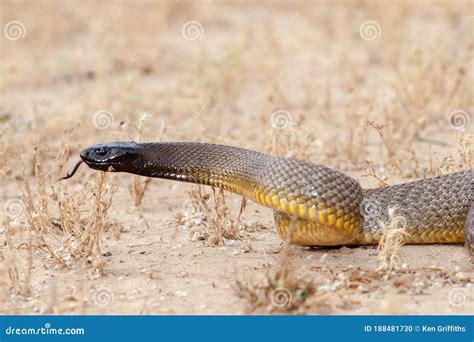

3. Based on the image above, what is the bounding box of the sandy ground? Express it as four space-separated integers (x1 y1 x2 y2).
0 1 473 315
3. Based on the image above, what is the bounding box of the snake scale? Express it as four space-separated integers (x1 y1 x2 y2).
63 142 474 253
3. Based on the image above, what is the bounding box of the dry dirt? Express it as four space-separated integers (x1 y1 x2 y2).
0 1 473 315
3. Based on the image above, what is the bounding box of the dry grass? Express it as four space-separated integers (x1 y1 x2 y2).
0 1 472 314
305 265 473 314
234 267 314 314
175 186 251 248
121 113 160 207
234 218 315 313
0 131 120 309
376 207 409 272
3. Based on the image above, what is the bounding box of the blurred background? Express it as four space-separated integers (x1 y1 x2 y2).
0 1 472 314
1 1 472 173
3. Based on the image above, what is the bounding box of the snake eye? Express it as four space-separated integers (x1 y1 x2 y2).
95 148 109 157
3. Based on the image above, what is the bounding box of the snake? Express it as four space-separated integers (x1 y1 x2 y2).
61 141 474 253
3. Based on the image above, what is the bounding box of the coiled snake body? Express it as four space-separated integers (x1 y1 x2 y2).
67 142 473 252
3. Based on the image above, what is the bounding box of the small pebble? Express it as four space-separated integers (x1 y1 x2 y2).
175 291 188 298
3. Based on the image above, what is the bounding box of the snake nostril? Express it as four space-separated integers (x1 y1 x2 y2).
80 150 88 159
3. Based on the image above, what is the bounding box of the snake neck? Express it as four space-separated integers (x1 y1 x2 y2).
130 142 271 196
123 142 365 245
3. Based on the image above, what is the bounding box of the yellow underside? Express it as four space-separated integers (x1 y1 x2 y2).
213 175 466 246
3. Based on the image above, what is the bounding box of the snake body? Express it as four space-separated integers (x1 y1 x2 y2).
76 142 474 251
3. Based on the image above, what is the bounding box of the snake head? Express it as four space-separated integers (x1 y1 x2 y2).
80 141 142 172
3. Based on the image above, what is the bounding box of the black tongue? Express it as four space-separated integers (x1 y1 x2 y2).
57 160 84 181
